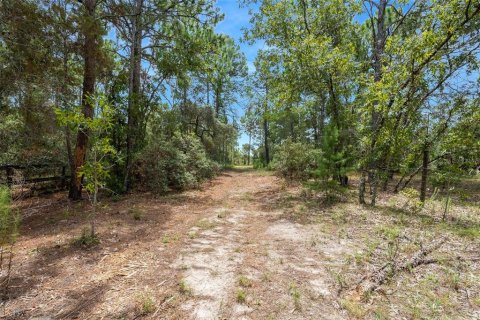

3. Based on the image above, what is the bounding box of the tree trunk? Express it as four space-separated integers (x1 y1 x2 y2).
124 0 144 192
248 134 251 165
206 81 210 105
359 171 366 204
61 33 75 189
371 171 378 206
263 117 270 165
60 31 75 185
69 0 98 200
214 85 221 117
359 0 387 206
263 86 270 165
420 142 429 202
318 100 325 144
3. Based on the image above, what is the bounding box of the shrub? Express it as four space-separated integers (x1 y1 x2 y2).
137 289 155 314
271 139 319 181
313 125 353 186
134 134 219 192
236 288 247 303
400 187 423 214
252 158 265 169
73 227 100 247
304 180 348 204
0 187 19 247
0 186 20 295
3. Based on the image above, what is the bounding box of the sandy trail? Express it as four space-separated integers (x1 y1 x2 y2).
169 170 350 320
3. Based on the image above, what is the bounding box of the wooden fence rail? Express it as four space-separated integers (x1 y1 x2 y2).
0 164 70 188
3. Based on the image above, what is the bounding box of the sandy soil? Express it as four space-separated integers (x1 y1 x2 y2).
1 169 479 319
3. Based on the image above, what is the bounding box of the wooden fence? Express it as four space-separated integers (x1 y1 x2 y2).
0 164 70 189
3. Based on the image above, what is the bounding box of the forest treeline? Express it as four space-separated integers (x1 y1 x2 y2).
0 0 247 199
0 0 479 205
241 0 480 205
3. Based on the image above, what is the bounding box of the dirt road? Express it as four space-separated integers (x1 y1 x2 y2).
5 168 353 319
169 169 348 320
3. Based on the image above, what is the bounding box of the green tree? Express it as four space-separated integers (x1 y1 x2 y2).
57 95 117 240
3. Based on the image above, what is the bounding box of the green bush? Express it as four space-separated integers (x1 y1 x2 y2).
313 125 353 186
0 186 20 295
134 134 219 192
0 186 19 247
252 158 265 169
271 139 319 181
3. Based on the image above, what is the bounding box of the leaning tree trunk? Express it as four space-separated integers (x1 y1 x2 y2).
69 0 98 200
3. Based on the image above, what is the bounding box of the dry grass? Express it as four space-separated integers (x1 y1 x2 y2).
3 170 478 319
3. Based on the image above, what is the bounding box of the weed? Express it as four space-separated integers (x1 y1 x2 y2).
196 219 216 230
289 282 301 310
332 209 348 224
162 233 179 244
73 227 99 246
354 251 368 265
340 298 367 318
397 213 409 226
179 280 191 295
337 227 348 239
236 289 246 303
473 295 480 306
129 207 143 220
261 272 272 282
424 273 439 285
138 290 155 314
62 209 72 219
217 210 228 218
401 188 424 214
439 221 480 239
327 268 347 290
373 306 389 320
238 275 252 288
188 230 198 239
446 272 460 291
379 225 400 241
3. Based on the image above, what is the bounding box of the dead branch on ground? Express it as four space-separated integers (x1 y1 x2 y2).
350 237 447 298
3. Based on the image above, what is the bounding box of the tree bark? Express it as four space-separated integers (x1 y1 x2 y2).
214 84 221 117
359 171 366 205
263 84 270 165
263 113 270 165
359 0 387 205
248 133 251 165
124 0 144 191
420 141 429 202
69 0 98 200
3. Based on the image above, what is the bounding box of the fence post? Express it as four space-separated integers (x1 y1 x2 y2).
6 167 14 187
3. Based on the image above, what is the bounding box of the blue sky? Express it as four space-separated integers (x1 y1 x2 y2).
215 0 263 146
216 0 262 73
